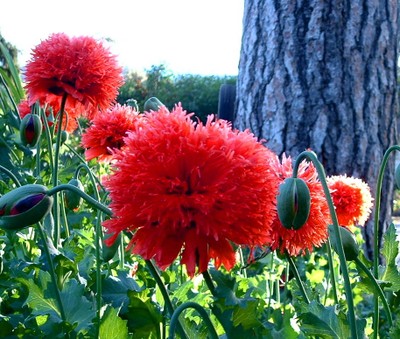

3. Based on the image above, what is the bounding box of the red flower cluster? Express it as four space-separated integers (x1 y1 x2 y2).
269 155 330 256
327 175 373 227
24 33 123 119
81 104 144 162
103 104 279 276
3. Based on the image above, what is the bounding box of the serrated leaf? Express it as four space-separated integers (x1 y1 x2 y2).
232 299 261 329
18 270 61 320
125 291 161 338
102 271 142 313
99 306 128 339
298 301 351 338
382 224 399 264
380 223 400 291
60 278 95 332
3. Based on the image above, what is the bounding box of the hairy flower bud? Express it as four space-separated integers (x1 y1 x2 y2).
395 164 400 190
329 224 360 261
64 178 84 211
277 178 311 230
20 113 42 147
0 184 53 230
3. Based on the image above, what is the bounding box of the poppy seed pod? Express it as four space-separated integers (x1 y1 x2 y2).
0 184 53 230
277 177 311 230
64 178 84 211
20 113 42 147
329 224 360 261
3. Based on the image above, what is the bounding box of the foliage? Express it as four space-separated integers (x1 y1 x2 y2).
117 64 236 122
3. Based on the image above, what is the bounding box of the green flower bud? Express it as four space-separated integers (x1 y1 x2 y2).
277 177 311 230
329 224 360 261
102 232 120 262
61 130 69 145
0 184 53 230
64 178 84 211
20 114 42 147
144 97 164 112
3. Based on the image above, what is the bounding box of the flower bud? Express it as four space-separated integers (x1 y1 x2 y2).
20 113 42 147
102 232 120 262
144 97 164 112
277 178 311 230
0 184 53 230
329 224 360 261
64 178 84 211
61 130 69 145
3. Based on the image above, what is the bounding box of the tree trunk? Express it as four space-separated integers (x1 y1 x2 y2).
235 0 398 257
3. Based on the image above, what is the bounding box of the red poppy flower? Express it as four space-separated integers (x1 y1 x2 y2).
24 33 123 119
327 175 373 227
269 154 330 256
18 98 79 133
103 104 279 276
81 104 144 162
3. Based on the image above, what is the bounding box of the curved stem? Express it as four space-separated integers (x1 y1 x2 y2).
52 93 68 247
370 145 400 337
355 257 393 327
285 252 310 304
145 260 187 339
293 151 357 338
0 165 21 187
37 222 67 322
169 302 218 339
46 184 111 216
325 239 339 304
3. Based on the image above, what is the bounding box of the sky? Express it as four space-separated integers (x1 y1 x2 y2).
0 0 244 76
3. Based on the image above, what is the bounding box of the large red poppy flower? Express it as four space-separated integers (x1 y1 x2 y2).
269 154 330 256
81 104 144 162
327 175 373 228
24 33 123 119
103 104 279 276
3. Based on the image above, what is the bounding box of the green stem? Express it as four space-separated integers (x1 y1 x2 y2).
169 302 218 339
355 257 393 327
0 165 21 187
325 239 339 304
202 270 232 336
52 93 68 247
285 252 310 304
46 184 111 216
37 222 67 322
40 104 54 180
145 260 187 339
94 210 103 338
293 151 357 338
371 145 400 337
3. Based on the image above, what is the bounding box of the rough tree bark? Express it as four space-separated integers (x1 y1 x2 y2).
235 0 398 257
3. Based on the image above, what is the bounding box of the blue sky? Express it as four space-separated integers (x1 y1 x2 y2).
1 0 244 76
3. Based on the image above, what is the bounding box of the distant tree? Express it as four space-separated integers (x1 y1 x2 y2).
117 64 237 122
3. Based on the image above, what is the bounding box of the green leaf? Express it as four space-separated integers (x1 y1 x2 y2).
18 270 61 321
99 305 128 339
382 223 399 264
298 301 351 338
232 299 261 329
60 278 95 332
125 291 161 338
380 223 400 291
102 271 142 313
